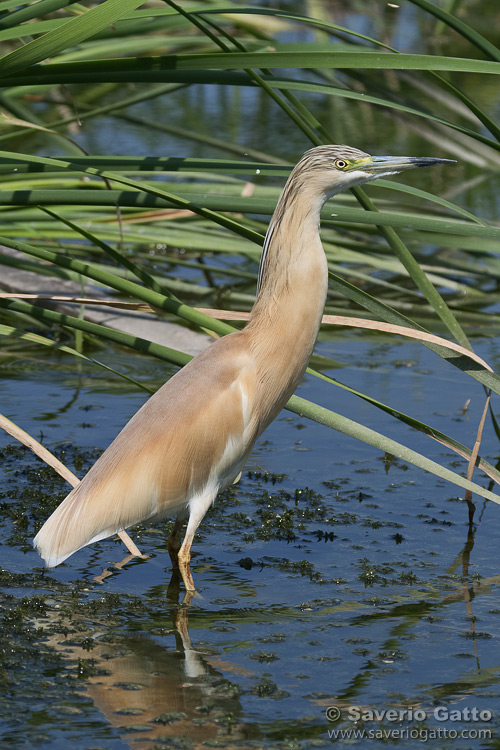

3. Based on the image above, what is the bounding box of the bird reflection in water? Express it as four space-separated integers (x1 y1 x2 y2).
43 573 251 749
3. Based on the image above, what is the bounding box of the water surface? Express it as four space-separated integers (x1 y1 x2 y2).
1 335 499 749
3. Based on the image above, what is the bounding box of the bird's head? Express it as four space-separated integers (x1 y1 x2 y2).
296 145 455 198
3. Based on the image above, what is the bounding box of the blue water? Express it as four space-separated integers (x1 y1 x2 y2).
1 333 500 749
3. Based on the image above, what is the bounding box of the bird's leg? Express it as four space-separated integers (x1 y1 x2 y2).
177 493 216 591
168 515 185 569
178 530 196 592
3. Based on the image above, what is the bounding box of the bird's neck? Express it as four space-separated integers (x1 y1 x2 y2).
249 183 329 327
244 184 329 420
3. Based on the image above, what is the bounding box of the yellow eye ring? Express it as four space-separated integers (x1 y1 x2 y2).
335 159 348 170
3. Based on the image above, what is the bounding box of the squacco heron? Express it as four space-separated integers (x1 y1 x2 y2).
34 145 452 590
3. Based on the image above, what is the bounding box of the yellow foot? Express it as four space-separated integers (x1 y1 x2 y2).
178 558 196 592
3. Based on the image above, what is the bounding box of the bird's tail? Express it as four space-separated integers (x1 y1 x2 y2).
33 482 122 567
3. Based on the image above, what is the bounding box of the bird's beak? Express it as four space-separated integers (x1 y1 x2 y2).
359 155 456 175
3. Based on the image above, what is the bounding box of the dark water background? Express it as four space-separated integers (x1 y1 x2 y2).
2 333 500 749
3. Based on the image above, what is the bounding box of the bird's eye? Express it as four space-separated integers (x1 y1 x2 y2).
335 159 348 170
